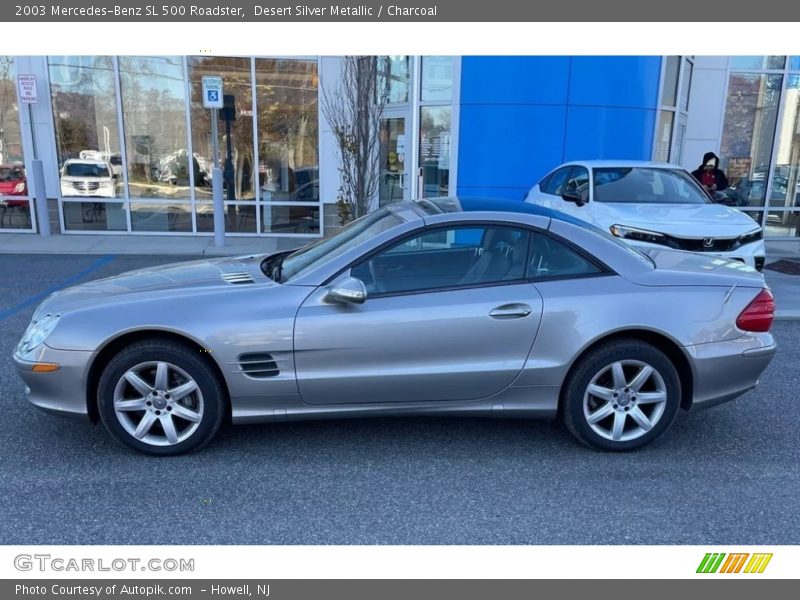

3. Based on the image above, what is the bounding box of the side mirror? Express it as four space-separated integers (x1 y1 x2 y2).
327 277 367 305
712 191 737 206
562 188 585 207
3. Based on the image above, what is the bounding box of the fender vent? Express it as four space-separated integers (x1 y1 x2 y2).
221 272 255 284
238 353 279 378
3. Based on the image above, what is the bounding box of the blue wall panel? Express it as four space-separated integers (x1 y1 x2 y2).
567 56 662 109
456 56 662 199
457 104 566 191
564 107 657 162
460 56 571 105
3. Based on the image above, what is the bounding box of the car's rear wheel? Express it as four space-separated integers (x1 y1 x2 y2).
562 340 681 451
97 339 225 456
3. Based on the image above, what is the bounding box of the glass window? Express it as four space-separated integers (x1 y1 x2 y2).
280 208 403 282
764 210 800 237
528 234 601 280
730 56 786 70
49 56 122 199
130 202 192 232
195 203 257 234
0 56 32 230
379 56 409 103
767 75 800 210
255 58 319 205
661 56 680 108
119 56 190 200
565 167 590 203
351 225 529 294
61 201 127 231
188 57 254 203
654 111 675 162
720 73 783 208
542 167 571 195
791 57 800 71
680 59 693 112
421 56 454 102
419 106 450 198
593 167 711 204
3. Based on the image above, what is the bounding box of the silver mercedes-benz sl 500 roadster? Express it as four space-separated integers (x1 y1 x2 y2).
14 197 776 455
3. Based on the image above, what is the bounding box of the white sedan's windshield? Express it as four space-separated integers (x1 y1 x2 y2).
277 209 403 282
594 167 711 204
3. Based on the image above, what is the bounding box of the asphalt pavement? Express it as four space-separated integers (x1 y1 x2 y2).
0 254 798 544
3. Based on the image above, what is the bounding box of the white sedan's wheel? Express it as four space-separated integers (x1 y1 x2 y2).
98 339 225 456
563 340 681 451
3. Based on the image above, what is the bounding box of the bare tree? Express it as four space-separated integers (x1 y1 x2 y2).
322 56 387 222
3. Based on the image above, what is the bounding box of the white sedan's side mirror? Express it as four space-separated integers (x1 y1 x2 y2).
327 277 367 304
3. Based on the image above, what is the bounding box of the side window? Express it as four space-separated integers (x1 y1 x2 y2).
351 225 530 295
565 166 590 203
542 167 572 196
528 233 602 280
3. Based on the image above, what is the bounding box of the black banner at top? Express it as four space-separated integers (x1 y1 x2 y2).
4 0 800 22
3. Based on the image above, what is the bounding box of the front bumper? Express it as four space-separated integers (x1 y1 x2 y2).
13 345 95 419
627 239 766 271
686 331 776 411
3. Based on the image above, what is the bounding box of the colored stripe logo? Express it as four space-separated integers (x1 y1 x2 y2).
697 553 772 574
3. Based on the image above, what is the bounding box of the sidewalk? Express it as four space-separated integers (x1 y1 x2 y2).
1 232 798 319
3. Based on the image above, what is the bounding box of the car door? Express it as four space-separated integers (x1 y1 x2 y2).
293 224 544 406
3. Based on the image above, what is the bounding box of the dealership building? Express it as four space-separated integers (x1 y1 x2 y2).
1 55 798 244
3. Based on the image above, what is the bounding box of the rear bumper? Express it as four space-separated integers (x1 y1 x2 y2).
686 332 776 411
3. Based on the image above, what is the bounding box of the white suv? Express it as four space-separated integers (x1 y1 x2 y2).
60 159 117 198
525 160 766 271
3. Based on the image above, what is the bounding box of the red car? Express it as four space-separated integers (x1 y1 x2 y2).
0 164 27 197
0 164 29 227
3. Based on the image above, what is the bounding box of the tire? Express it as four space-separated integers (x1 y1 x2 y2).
562 340 681 451
97 339 225 456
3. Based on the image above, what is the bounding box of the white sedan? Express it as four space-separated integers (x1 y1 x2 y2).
525 161 766 271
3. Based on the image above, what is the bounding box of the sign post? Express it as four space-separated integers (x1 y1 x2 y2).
17 74 48 236
202 76 225 247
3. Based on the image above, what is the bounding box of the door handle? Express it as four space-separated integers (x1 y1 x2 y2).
489 304 532 319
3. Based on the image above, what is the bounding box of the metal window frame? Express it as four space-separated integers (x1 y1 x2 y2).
652 56 693 164
0 56 37 234
722 56 799 240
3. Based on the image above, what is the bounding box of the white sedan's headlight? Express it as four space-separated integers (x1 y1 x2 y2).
16 313 60 356
610 224 668 245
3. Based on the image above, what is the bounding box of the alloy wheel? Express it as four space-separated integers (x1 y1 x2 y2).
582 360 668 443
112 361 204 447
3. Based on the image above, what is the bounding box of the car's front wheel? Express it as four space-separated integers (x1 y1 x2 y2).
97 339 225 456
562 340 681 451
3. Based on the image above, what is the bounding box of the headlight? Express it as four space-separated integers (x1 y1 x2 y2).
13 182 26 194
738 228 763 246
16 313 60 356
609 224 667 245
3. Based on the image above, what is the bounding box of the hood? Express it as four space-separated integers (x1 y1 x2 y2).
590 202 759 238
34 254 273 317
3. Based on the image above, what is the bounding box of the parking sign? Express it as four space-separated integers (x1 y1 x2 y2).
202 76 223 109
17 74 38 104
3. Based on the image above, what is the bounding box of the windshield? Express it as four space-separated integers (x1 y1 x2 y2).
273 208 404 282
0 167 24 182
64 163 111 178
594 167 710 204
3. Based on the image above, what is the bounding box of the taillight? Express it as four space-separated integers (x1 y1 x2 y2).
736 288 775 332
